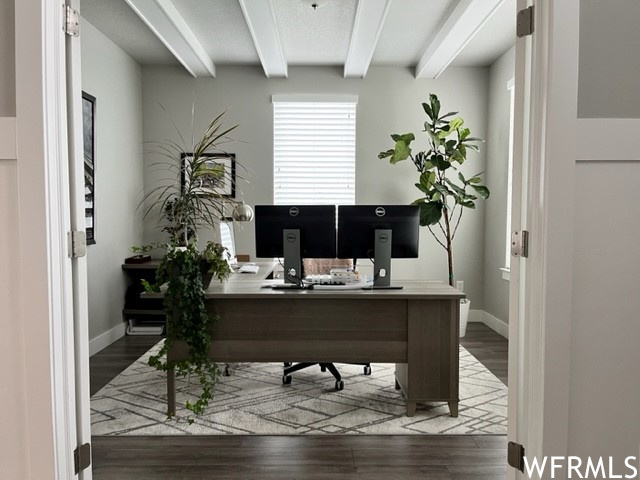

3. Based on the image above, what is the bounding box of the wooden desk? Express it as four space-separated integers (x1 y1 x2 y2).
167 268 464 417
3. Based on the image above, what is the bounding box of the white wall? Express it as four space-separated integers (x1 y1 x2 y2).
567 0 640 467
81 19 144 343
482 46 514 325
141 65 490 305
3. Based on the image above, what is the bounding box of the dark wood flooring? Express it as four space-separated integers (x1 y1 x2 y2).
90 322 509 479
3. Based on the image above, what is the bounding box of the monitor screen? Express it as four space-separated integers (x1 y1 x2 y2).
254 205 337 259
337 205 420 259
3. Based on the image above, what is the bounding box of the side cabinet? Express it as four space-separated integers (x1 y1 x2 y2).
122 260 165 334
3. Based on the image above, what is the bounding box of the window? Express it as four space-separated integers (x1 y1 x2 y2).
272 95 357 205
504 78 516 276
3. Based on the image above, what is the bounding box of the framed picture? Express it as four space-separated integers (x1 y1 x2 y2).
82 91 96 245
181 152 236 198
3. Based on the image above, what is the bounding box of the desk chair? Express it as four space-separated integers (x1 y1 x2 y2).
281 258 371 391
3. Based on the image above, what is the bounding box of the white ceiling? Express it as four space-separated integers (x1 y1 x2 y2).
80 0 515 75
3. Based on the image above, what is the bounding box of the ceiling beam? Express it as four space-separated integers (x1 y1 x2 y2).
344 0 392 78
125 0 215 77
238 0 287 78
415 0 506 79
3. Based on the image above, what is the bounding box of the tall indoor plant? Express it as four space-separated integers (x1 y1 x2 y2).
139 110 240 417
379 94 490 334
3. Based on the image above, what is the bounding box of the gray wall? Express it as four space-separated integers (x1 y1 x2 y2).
578 0 640 118
82 19 144 343
568 0 640 465
482 46 514 324
0 0 15 115
141 65 489 306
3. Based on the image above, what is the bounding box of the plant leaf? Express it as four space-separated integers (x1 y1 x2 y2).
419 201 443 226
471 184 490 199
378 149 394 159
429 94 441 119
449 117 464 131
422 102 433 119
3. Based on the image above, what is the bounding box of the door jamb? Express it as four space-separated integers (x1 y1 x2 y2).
15 0 79 478
508 0 579 476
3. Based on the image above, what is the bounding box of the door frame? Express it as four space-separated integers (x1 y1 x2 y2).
14 0 85 478
507 0 579 476
21 0 580 477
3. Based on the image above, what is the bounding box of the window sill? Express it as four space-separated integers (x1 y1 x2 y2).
500 267 510 282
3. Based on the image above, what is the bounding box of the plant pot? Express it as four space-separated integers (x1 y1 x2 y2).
200 260 214 289
459 299 471 337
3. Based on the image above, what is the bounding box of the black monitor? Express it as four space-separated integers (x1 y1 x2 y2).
337 205 420 288
254 205 336 284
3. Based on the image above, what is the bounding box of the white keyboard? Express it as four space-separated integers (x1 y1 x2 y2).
311 283 370 290
238 263 259 274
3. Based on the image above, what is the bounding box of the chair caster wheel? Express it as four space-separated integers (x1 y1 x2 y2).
223 366 231 377
364 365 372 375
284 362 292 367
320 365 327 372
335 380 344 391
283 375 292 385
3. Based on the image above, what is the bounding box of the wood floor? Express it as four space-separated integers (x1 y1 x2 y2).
90 322 509 479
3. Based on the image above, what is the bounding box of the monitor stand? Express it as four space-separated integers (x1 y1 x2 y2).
283 228 302 284
373 229 403 290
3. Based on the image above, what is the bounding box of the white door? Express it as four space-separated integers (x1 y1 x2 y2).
507 0 579 477
66 0 93 478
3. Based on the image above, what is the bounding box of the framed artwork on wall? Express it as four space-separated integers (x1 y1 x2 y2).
181 152 236 198
82 91 96 245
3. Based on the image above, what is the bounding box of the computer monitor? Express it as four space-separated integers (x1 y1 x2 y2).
337 205 420 288
254 205 336 284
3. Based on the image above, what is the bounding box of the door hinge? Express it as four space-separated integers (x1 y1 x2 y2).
65 5 80 37
511 230 529 258
508 441 525 472
68 231 87 258
74 443 91 474
517 5 534 37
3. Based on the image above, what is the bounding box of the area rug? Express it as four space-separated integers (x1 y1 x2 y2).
91 342 507 435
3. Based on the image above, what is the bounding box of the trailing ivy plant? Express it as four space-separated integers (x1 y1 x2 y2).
136 108 242 420
143 242 231 420
378 93 490 287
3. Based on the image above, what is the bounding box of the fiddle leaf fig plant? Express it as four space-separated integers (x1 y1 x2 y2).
379 93 490 287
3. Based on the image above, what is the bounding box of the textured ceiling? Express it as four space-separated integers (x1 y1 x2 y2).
373 0 456 65
273 0 357 65
452 0 516 67
80 0 516 70
171 0 259 63
80 0 179 66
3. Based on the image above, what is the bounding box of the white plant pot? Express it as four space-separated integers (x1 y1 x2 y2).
459 299 471 337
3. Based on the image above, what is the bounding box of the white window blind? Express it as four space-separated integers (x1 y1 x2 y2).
273 97 356 205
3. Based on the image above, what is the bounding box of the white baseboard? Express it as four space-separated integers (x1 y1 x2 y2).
90 322 126 356
468 309 509 339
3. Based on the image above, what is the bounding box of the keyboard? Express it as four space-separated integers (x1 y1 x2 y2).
238 263 259 274
311 283 370 290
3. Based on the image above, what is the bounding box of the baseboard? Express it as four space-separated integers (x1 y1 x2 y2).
468 309 509 339
90 322 126 356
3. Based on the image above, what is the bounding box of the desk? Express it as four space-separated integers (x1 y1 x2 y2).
166 268 464 417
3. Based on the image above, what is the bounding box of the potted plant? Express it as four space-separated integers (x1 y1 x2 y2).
378 93 490 336
138 110 240 418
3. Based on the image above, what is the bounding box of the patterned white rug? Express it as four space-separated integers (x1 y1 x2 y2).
91 342 507 435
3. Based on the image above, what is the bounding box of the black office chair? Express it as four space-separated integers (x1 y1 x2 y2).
281 259 371 391
282 362 371 390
